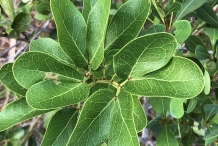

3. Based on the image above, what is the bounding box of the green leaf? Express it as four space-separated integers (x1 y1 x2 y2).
108 91 139 146
166 2 182 16
0 0 15 20
150 97 171 118
82 0 98 21
133 96 147 132
174 0 207 21
36 1 50 15
8 128 25 140
210 113 218 124
204 124 218 142
195 45 211 61
170 99 185 118
51 0 88 68
204 27 218 50
9 29 20 39
67 89 115 146
185 35 205 53
0 63 27 97
204 70 211 95
187 97 197 113
87 0 110 70
156 124 179 146
124 57 204 99
30 38 74 66
0 98 49 132
114 33 177 79
13 52 83 89
196 3 218 28
204 104 218 121
146 24 165 34
181 130 195 146
26 80 89 109
105 0 151 51
11 12 31 32
41 108 78 146
173 20 191 43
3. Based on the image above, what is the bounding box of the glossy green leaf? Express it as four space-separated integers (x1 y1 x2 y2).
11 12 31 32
196 3 218 28
204 60 216 76
166 2 182 16
67 89 115 146
204 104 218 121
133 96 146 132
30 38 74 66
204 27 218 50
0 63 27 97
185 35 205 53
146 24 165 34
51 0 88 68
13 52 83 89
114 33 177 79
187 97 197 113
124 57 204 99
105 0 151 51
170 99 185 118
195 45 211 61
210 113 218 124
0 0 15 20
204 70 211 95
83 0 98 21
150 97 171 118
173 20 191 43
204 124 218 141
87 0 110 70
0 98 49 132
174 0 207 21
41 108 78 146
108 91 139 146
27 80 89 109
156 124 179 146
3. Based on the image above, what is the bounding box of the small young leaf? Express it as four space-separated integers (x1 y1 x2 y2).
26 80 89 110
146 24 165 34
196 3 218 28
185 35 205 53
30 38 74 66
170 99 185 118
173 20 191 43
150 97 171 118
41 108 78 146
125 57 204 99
0 0 15 20
108 91 139 146
0 98 49 132
105 0 151 51
0 63 27 97
87 0 110 70
166 2 182 16
204 27 218 50
9 29 20 39
175 0 207 21
13 52 83 89
156 124 179 146
82 0 98 21
114 33 177 79
36 1 50 15
133 96 147 132
51 0 88 68
11 12 31 32
67 89 115 146
195 45 211 61
187 97 197 113
204 70 211 95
